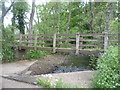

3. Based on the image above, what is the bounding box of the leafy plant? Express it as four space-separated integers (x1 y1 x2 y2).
2 27 16 63
37 78 79 88
27 50 52 60
93 46 120 88
89 54 98 70
38 78 51 88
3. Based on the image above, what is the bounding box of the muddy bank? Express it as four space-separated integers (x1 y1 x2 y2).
19 54 92 75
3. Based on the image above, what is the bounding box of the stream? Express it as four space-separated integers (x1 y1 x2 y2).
50 54 92 74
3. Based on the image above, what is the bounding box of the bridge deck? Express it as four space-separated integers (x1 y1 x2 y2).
18 46 103 55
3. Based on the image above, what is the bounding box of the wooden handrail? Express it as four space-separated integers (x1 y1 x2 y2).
18 33 119 53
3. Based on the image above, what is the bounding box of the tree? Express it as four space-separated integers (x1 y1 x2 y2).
11 1 29 34
29 0 36 34
0 1 15 24
89 2 94 33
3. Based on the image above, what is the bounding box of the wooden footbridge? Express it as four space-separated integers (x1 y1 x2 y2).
16 33 119 55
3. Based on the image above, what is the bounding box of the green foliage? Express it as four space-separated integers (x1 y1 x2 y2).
11 1 29 34
89 54 98 70
27 50 52 59
2 27 16 63
93 46 120 88
37 78 79 88
38 78 51 88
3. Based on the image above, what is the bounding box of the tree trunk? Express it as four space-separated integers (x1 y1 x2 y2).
0 1 15 22
36 6 40 24
1 2 6 39
29 0 36 34
89 2 94 33
66 2 71 34
11 5 16 33
105 2 113 33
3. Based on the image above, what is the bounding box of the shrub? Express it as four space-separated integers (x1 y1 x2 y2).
93 46 120 88
2 27 16 63
37 78 79 88
27 50 52 59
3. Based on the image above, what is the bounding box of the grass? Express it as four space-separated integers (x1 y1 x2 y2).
37 77 80 88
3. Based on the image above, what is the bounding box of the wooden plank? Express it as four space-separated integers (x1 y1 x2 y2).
20 33 120 37
57 43 75 46
108 40 120 42
57 39 75 41
53 34 56 53
19 46 103 54
79 45 100 47
19 46 53 51
107 34 120 36
76 34 80 54
37 38 53 41
79 39 103 41
22 34 53 36
40 43 53 45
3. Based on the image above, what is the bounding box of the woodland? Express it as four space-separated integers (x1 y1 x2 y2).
0 0 119 88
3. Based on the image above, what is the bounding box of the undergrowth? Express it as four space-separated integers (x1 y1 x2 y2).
93 46 120 88
37 78 80 88
2 27 16 63
27 50 52 60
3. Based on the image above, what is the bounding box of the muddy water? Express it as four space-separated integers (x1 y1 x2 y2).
19 54 93 75
51 54 92 73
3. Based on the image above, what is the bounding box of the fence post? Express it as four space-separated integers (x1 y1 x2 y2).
34 34 38 50
19 34 22 50
28 35 31 46
80 35 83 49
104 33 108 52
53 33 56 53
76 33 80 55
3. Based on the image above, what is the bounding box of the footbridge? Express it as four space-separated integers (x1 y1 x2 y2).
16 33 119 55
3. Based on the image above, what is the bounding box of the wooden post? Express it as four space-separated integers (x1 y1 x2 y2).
80 35 83 49
19 34 22 50
27 35 29 46
53 33 56 53
28 35 32 46
104 33 108 52
76 34 80 55
34 34 37 50
42 36 44 47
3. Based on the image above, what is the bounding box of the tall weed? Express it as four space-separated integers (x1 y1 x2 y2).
93 46 119 88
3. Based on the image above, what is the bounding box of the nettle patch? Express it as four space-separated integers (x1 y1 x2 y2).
93 46 119 88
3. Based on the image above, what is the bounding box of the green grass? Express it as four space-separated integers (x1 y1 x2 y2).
27 49 52 60
37 77 80 88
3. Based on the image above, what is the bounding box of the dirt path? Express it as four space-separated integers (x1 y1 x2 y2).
0 60 42 88
1 54 97 88
39 71 96 88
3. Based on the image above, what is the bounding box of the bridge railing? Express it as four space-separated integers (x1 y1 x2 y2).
18 33 119 54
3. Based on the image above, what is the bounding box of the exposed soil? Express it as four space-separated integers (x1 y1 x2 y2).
19 54 69 75
19 53 91 75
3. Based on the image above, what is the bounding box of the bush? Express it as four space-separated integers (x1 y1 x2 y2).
27 50 52 59
2 27 16 63
37 78 79 88
93 46 120 88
